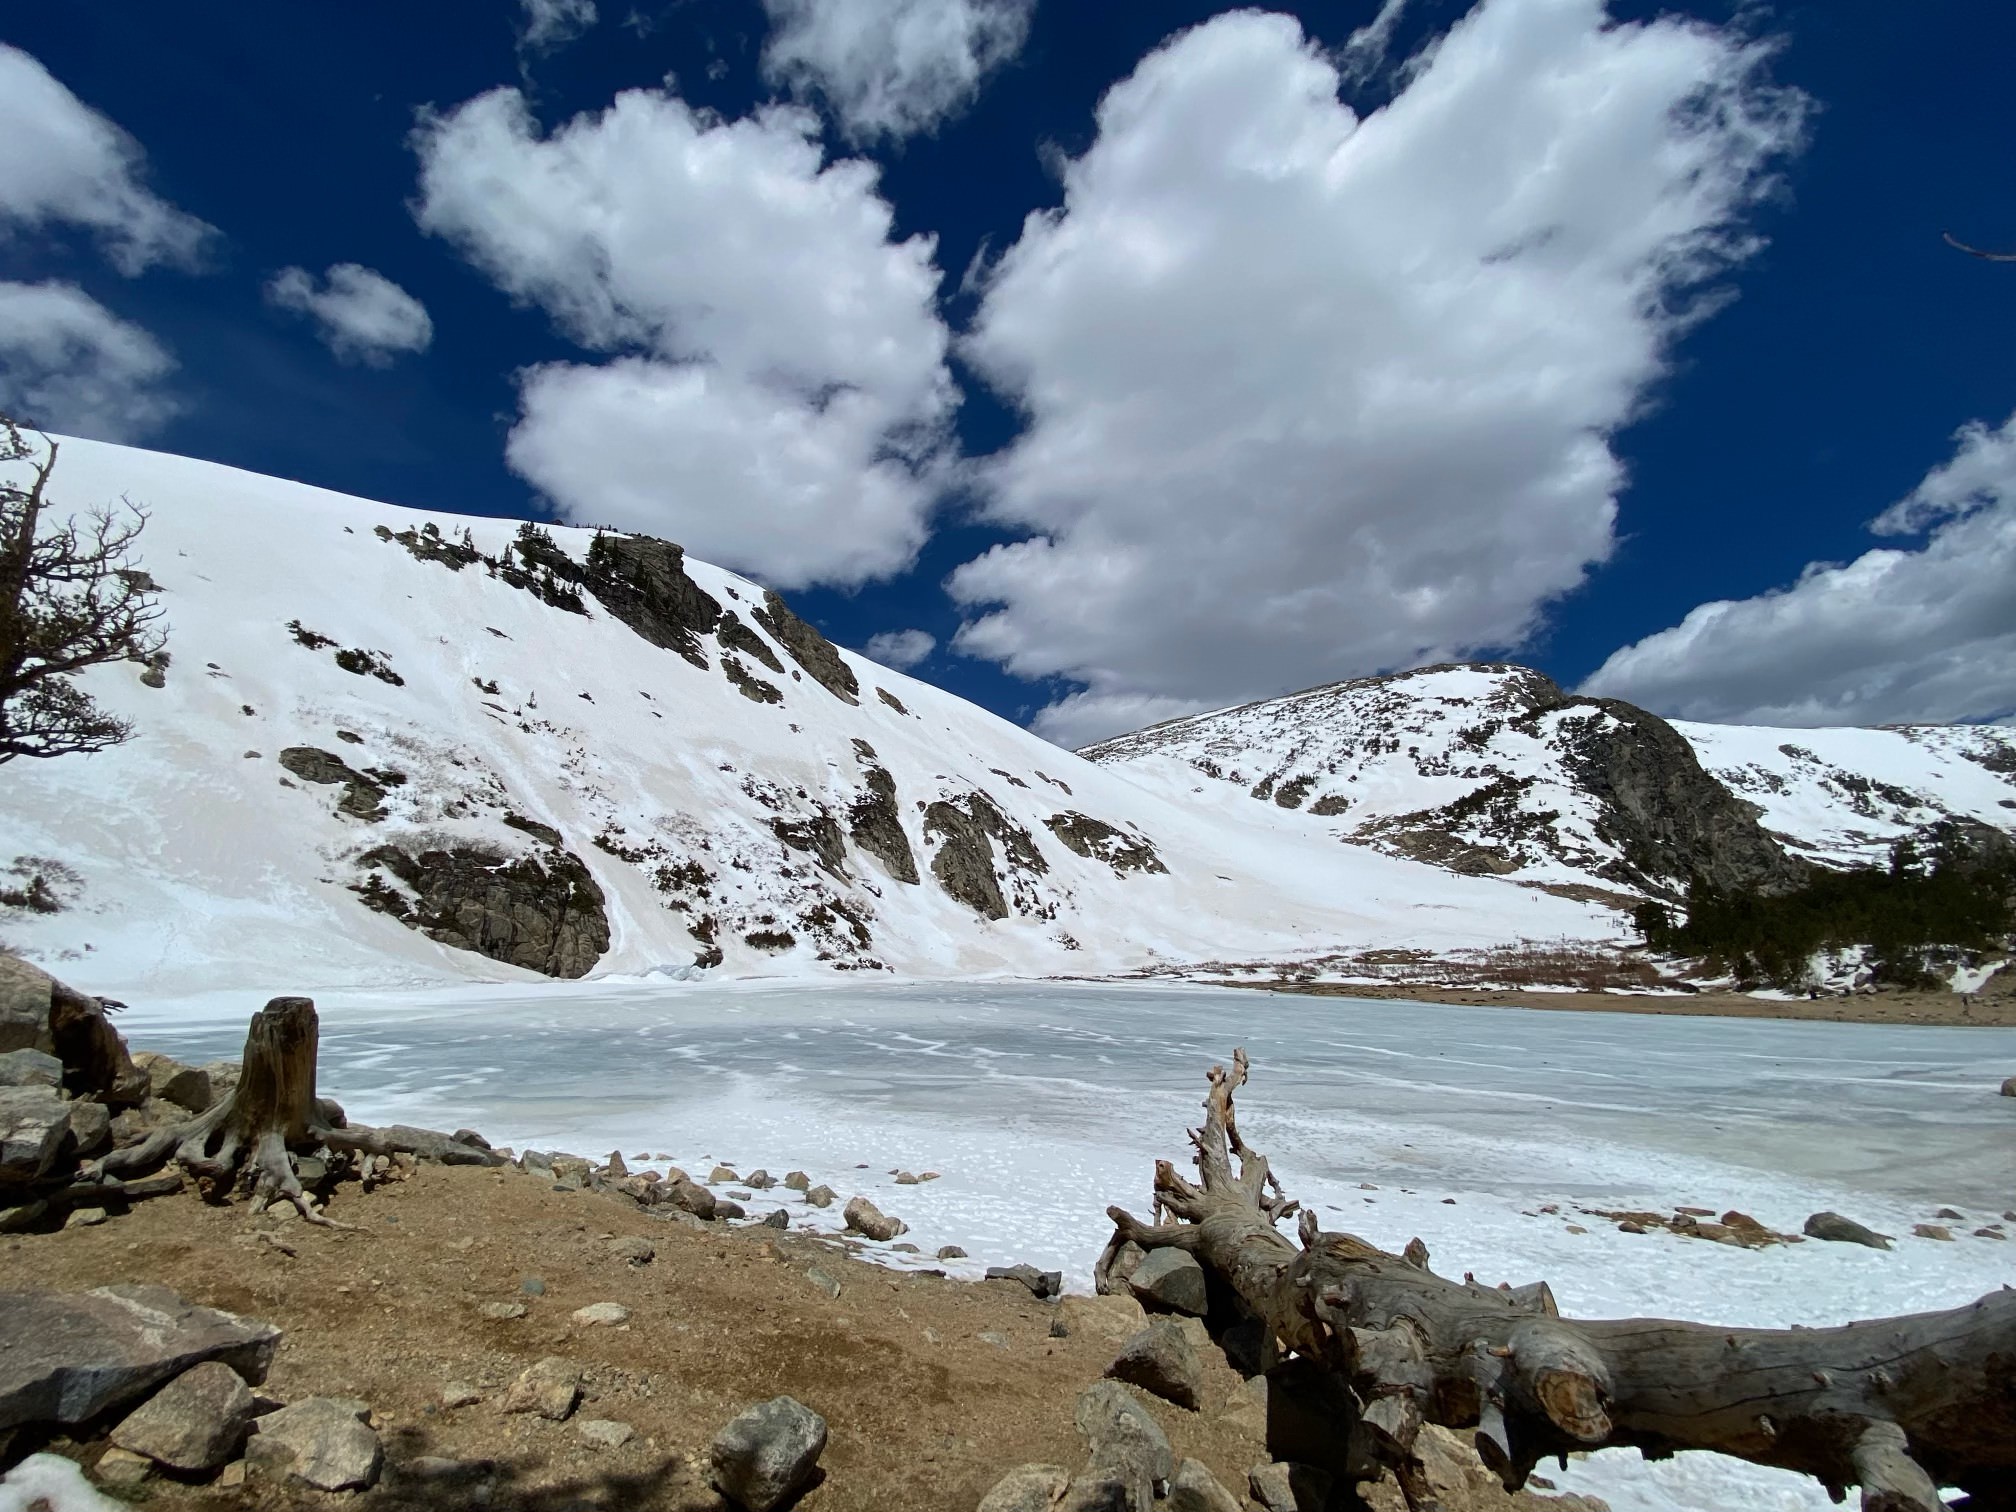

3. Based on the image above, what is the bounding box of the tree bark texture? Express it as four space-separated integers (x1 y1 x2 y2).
1099 1050 2015 1512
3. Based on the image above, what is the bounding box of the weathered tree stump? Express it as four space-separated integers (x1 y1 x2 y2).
1098 1049 2016 1512
89 996 499 1223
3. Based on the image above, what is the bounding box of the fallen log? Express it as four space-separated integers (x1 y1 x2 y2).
85 996 501 1223
1099 1049 2016 1512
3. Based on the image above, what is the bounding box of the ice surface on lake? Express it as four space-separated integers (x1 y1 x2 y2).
124 981 2014 1512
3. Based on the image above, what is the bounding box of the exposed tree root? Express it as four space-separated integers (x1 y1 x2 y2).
1099 1049 2016 1512
83 995 500 1223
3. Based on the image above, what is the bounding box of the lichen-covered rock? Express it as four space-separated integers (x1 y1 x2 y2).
753 589 858 704
1044 812 1167 876
584 532 722 669
354 840 609 978
848 766 918 884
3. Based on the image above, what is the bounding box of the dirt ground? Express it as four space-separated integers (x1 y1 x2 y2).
12 1160 1605 1512
1223 978 2016 1028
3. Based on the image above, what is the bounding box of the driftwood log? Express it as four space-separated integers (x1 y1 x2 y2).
85 995 501 1223
1097 1050 2015 1512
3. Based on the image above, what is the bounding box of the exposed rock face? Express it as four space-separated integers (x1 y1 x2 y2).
718 610 785 674
1044 812 1167 876
583 532 722 669
847 766 918 884
0 1285 280 1431
753 589 858 704
1552 697 1807 898
924 792 1049 920
277 747 389 821
772 813 846 878
355 840 609 978
722 655 784 705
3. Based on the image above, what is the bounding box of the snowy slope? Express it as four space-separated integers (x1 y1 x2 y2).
1679 721 2016 867
0 439 1614 997
1086 664 2016 901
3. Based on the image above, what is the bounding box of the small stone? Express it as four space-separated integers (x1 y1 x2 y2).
709 1165 740 1184
804 1267 841 1299
605 1150 629 1179
1617 1220 1646 1234
1168 1458 1242 1512
64 1207 107 1229
843 1195 906 1241
606 1235 655 1266
936 1244 967 1260
1721 1210 1766 1230
1805 1211 1892 1249
478 1302 526 1321
978 1465 1071 1512
571 1302 631 1327
746 1169 776 1189
1059 1293 1147 1342
1249 1460 1333 1512
762 1210 790 1229
895 1171 920 1185
1075 1380 1173 1501
502 1357 580 1421
1935 1206 1966 1221
710 1395 827 1512
577 1418 635 1449
219 1459 247 1487
1219 1376 1268 1436
441 1382 482 1408
1049 1317 1069 1339
1127 1248 1208 1316
1912 1223 1954 1241
520 1276 546 1296
715 1199 747 1220
783 1171 810 1191
247 1396 381 1491
93 1446 153 1487
1675 1205 1715 1217
111 1359 255 1471
918 1171 941 1182
1974 1228 2006 1240
986 1263 1064 1300
978 1331 1011 1350
803 1184 836 1208
1106 1319 1205 1410
1565 1224 1588 1235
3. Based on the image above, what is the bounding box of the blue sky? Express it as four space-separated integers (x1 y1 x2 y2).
3 0 2013 743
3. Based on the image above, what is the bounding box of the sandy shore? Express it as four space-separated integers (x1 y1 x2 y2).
1218 978 2016 1028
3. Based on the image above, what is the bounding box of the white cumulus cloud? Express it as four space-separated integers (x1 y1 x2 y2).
266 264 434 366
950 0 1806 747
760 0 1034 142
1584 412 2016 727
863 628 936 669
412 85 956 589
0 43 214 276
0 280 178 441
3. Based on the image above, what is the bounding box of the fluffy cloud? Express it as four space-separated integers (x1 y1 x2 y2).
863 628 935 669
413 85 954 588
266 264 433 366
0 44 213 276
951 0 1806 747
0 280 178 440
1583 413 2016 726
517 0 596 55
760 0 1033 142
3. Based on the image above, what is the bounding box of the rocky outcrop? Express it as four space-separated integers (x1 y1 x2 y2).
922 793 1046 919
1550 698 1807 897
718 610 785 674
752 590 858 704
583 532 722 669
354 840 609 978
278 747 391 821
1044 812 1167 876
722 655 784 705
771 812 846 878
847 767 918 884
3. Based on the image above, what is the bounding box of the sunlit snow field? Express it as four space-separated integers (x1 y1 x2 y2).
121 980 2013 1512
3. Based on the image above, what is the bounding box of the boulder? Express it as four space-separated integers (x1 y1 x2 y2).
2002 1075 2015 1097
710 1165 741 1184
986 1264 1063 1301
1127 1248 1209 1316
0 1085 72 1185
1912 1223 1955 1242
0 1285 280 1431
1061 1293 1148 1343
1803 1211 1893 1250
804 1184 835 1208
130 1052 212 1113
663 1177 718 1219
0 952 57 1054
64 1098 110 1158
110 1360 254 1471
1074 1380 1172 1503
248 1396 382 1491
502 1357 580 1421
571 1302 631 1327
709 1395 828 1512
1218 1376 1268 1437
843 1195 906 1241
783 1170 810 1192
978 1463 1071 1512
1106 1320 1205 1410
1248 1460 1333 1512
746 1169 776 1189
606 1235 655 1266
1167 1458 1242 1512
0 1049 61 1089
1096 1240 1147 1296
715 1198 747 1220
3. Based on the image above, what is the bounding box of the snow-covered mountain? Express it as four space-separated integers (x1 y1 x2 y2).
1084 663 2016 901
0 439 1615 997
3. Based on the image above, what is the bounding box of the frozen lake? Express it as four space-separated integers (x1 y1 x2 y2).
124 979 2014 1512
